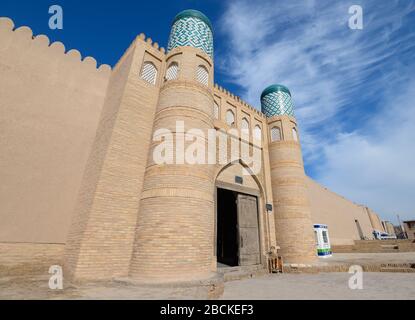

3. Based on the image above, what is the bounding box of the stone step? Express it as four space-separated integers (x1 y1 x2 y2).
218 265 267 282
218 264 264 274
380 268 415 273
380 263 415 268
223 269 268 282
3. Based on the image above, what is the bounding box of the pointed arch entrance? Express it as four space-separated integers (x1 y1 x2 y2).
214 160 266 268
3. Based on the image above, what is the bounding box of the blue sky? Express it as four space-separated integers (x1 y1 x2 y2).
1 0 414 222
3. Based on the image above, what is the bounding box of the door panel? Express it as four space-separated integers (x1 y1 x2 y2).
237 194 260 266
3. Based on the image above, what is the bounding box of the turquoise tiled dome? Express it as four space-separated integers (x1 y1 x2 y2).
167 9 214 59
261 84 294 118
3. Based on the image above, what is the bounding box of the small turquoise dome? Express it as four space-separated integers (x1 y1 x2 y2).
261 84 294 118
261 84 291 100
168 9 214 59
172 9 213 32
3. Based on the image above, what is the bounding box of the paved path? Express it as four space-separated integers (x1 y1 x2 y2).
222 273 415 300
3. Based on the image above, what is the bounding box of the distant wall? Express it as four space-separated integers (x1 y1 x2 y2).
306 178 374 245
0 18 111 244
333 240 415 253
366 208 385 232
404 222 415 240
383 221 396 236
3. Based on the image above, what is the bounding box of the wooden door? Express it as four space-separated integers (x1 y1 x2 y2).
237 194 260 266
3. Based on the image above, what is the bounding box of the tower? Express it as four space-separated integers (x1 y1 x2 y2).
129 10 216 281
262 85 317 263
63 34 166 281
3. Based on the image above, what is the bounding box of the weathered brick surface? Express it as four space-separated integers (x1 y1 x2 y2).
129 47 216 281
268 116 317 263
0 243 64 277
64 37 165 281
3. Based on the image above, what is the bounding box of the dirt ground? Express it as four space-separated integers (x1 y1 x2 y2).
1 272 414 300
1 253 414 300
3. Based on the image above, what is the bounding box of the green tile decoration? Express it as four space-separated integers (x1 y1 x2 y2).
168 10 214 59
261 84 295 118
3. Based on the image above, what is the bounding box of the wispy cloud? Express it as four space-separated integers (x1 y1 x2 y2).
319 79 415 221
217 0 415 221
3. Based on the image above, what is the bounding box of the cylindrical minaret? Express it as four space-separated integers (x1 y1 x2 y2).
262 85 317 264
129 10 216 281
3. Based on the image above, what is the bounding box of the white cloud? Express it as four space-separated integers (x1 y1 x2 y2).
217 0 415 222
319 80 415 221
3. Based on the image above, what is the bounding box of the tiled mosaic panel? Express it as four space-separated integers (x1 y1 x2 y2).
261 91 294 117
168 17 214 58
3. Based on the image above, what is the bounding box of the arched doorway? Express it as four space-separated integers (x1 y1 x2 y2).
214 161 265 268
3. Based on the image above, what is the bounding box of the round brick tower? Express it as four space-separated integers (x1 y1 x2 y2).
129 10 216 281
262 85 317 264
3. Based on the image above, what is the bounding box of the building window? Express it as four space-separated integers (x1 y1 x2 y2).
214 101 220 120
165 62 179 81
254 125 262 140
270 127 281 142
292 127 298 141
196 65 209 86
241 118 249 130
241 117 250 139
140 61 158 85
226 110 235 126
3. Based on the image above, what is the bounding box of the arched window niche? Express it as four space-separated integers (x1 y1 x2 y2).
196 65 209 86
140 61 158 85
214 101 220 120
226 110 235 126
292 127 298 141
254 125 262 141
271 127 281 142
165 62 179 81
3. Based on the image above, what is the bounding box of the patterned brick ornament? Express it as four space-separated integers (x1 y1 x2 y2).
261 90 294 118
168 16 214 59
